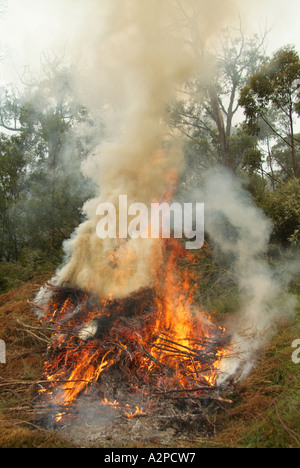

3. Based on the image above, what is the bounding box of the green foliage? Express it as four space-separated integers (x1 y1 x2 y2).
0 37 298 294
0 248 59 294
0 135 24 195
239 46 300 178
240 47 300 126
262 178 300 246
0 134 26 260
228 127 262 172
269 136 300 180
0 64 97 285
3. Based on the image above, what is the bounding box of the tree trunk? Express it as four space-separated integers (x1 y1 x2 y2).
208 85 236 172
48 140 58 255
289 110 298 178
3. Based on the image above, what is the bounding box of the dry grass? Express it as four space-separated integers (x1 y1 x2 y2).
0 276 74 448
199 310 300 448
0 276 299 448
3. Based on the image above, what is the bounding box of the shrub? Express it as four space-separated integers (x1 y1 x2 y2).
263 178 300 246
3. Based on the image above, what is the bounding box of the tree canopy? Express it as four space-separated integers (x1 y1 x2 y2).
0 32 299 290
239 47 300 178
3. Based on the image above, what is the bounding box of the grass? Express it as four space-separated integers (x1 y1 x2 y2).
0 276 75 448
0 275 299 448
199 297 300 448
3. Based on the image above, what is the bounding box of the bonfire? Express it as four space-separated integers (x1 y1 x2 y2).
35 240 231 426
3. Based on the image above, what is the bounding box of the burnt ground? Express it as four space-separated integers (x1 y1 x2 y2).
51 398 224 448
0 277 299 448
35 376 234 447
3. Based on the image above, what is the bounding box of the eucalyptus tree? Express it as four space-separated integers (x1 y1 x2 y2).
0 56 96 259
168 15 267 173
239 47 300 179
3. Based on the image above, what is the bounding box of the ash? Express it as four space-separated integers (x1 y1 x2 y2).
50 390 229 447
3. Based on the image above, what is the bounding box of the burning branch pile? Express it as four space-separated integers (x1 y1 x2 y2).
35 241 231 426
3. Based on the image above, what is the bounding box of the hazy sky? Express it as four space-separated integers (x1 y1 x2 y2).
0 0 299 83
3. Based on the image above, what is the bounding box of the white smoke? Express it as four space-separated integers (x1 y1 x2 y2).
26 1 298 383
197 168 298 382
54 0 238 299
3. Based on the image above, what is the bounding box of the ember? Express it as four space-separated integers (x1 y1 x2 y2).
36 240 231 426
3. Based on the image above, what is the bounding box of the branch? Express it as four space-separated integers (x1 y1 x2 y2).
0 114 21 132
260 115 293 148
260 167 282 185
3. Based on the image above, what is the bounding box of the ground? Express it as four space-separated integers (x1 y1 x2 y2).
0 276 299 448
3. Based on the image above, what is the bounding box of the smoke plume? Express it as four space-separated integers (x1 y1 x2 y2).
200 169 297 382
34 1 298 383
56 0 237 298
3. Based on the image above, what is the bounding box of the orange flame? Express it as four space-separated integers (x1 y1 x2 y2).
125 407 146 419
39 239 229 422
